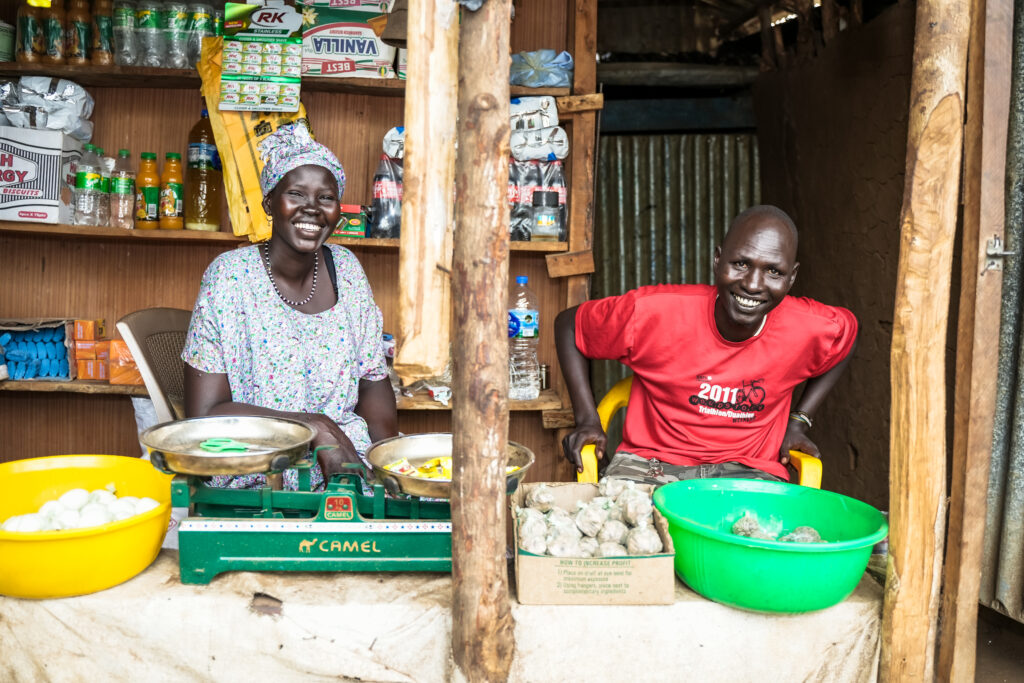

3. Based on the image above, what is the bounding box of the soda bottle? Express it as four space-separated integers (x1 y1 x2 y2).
135 0 163 67
40 0 65 65
15 0 44 63
112 0 137 65
510 159 539 241
185 107 222 231
110 149 135 230
369 154 402 238
73 144 103 226
185 2 213 67
64 0 91 66
508 275 540 401
96 147 112 227
163 1 188 68
530 190 559 242
159 152 184 229
134 152 160 229
90 0 114 65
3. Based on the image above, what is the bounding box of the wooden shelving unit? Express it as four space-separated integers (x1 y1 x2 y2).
0 379 561 412
0 221 568 251
0 62 569 97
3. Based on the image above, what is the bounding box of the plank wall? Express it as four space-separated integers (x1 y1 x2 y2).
0 0 588 485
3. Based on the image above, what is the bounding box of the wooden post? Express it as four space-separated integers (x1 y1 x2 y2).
821 0 839 44
450 0 515 680
937 0 1012 679
759 4 777 69
793 0 816 59
880 0 971 679
394 0 458 382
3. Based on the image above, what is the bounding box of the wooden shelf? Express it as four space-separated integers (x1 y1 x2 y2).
396 388 561 411
0 221 567 251
0 379 147 396
0 380 561 411
0 63 569 97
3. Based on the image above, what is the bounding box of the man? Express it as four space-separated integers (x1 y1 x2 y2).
554 205 857 484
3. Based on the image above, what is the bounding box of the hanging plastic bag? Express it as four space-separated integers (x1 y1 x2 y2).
509 49 574 88
369 153 403 238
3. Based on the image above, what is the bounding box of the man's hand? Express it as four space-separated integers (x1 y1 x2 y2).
562 420 608 473
306 413 360 480
779 420 820 465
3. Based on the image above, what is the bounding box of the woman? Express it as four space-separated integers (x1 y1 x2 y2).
181 123 397 490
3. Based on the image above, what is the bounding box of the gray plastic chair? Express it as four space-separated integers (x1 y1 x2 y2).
116 308 192 424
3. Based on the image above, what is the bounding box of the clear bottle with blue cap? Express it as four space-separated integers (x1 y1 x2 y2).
508 275 541 401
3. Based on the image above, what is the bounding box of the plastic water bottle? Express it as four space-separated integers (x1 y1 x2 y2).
508 275 541 401
110 148 135 229
163 1 189 68
113 0 137 65
135 0 163 67
185 2 213 67
97 148 113 227
74 144 103 226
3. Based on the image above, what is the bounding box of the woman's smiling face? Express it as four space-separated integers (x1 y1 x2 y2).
263 165 341 252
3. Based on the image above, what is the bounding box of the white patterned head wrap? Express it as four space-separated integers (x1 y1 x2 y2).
258 123 346 198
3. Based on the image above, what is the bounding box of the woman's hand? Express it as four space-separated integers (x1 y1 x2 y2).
305 413 360 480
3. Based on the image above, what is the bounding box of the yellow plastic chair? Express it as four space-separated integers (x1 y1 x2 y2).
577 376 822 488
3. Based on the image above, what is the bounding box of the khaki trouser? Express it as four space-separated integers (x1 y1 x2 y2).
602 451 783 487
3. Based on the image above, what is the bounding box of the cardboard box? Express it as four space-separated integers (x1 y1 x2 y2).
76 359 108 381
74 319 106 340
0 318 75 380
299 5 396 78
109 340 144 386
0 126 82 224
511 482 677 605
332 204 367 237
74 340 110 361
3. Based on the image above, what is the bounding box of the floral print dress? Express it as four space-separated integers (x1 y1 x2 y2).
182 244 387 490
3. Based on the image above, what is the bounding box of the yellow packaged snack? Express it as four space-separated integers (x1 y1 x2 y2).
197 36 311 242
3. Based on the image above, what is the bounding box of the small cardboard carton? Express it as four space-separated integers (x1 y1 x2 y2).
511 482 677 605
0 126 82 224
299 4 396 78
0 318 76 380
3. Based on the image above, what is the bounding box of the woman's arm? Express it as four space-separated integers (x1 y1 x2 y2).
355 377 399 443
183 364 360 474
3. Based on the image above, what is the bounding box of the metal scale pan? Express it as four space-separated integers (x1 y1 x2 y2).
366 432 536 499
139 415 315 476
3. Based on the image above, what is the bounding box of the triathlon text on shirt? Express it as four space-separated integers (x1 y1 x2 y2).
688 377 766 423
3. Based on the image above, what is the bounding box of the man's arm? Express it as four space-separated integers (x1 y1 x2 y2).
554 306 606 472
779 334 859 464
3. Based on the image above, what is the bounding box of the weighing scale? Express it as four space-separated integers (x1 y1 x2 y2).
139 417 534 585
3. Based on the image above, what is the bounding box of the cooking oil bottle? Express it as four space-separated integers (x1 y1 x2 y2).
185 107 222 231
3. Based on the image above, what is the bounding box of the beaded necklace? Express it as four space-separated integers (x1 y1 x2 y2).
261 243 318 307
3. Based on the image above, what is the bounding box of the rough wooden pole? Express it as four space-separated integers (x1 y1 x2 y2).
880 0 971 680
937 0 1011 679
394 0 458 382
450 0 515 680
821 0 839 44
759 5 777 69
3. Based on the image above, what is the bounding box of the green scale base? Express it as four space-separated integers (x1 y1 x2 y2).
172 466 452 584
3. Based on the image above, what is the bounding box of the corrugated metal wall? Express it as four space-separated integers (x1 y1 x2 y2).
591 133 760 447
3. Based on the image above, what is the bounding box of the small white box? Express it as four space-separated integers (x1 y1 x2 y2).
260 83 281 95
0 127 81 224
261 64 282 76
283 65 301 77
220 92 240 104
242 63 262 76
240 82 261 95
224 39 243 50
221 81 241 94
223 62 242 74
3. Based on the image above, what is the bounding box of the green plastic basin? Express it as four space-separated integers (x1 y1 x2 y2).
653 478 888 613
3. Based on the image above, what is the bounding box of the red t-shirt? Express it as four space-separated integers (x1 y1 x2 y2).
575 284 857 480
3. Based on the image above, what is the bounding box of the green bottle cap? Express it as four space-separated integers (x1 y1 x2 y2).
118 149 130 157
166 153 182 161
141 152 157 160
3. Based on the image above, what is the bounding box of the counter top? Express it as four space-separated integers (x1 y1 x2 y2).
0 551 882 682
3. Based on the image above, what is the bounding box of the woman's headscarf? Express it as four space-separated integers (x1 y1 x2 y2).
258 123 346 198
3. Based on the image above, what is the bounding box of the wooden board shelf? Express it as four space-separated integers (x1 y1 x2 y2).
0 63 569 98
0 221 567 251
0 380 561 411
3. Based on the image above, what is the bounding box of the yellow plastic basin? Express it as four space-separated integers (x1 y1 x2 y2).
0 454 173 599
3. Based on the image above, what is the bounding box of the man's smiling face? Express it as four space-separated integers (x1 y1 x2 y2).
713 212 799 341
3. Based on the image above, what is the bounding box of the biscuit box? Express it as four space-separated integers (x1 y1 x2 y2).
299 4 396 78
0 126 82 224
511 482 677 605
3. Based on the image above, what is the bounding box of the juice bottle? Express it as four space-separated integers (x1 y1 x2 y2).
64 0 90 65
16 0 43 63
185 107 222 232
134 152 160 229
159 152 184 229
40 0 65 65
90 0 113 65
